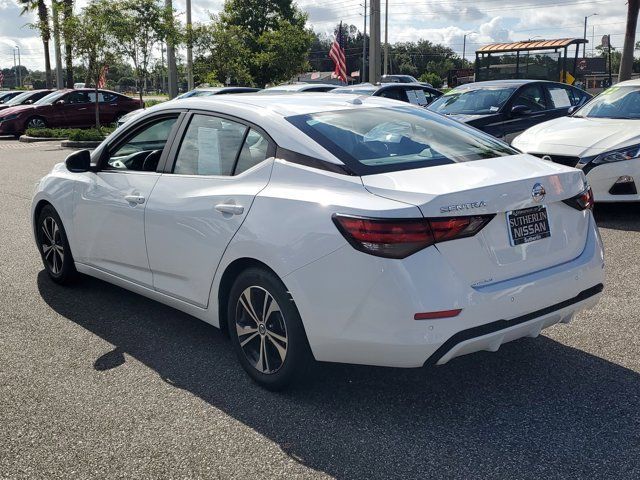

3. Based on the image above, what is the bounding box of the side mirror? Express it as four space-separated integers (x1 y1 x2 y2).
567 105 578 115
55 99 65 106
511 104 531 116
24 99 34 105
65 149 92 173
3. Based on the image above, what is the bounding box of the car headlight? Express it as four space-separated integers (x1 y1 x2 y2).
593 144 640 165
0 113 19 122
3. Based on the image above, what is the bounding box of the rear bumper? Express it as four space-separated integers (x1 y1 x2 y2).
284 214 605 368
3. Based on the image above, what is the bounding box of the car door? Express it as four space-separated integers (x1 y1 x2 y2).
502 83 550 142
144 112 275 307
72 113 182 286
60 91 95 127
543 83 588 121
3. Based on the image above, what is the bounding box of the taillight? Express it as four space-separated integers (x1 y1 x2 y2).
332 213 494 259
563 186 594 211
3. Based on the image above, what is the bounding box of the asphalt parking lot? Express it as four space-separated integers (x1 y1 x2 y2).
1 138 639 479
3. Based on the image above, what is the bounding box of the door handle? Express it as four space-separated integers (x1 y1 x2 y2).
215 204 244 215
124 194 145 205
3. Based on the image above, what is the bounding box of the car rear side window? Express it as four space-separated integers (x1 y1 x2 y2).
287 106 518 175
173 114 248 176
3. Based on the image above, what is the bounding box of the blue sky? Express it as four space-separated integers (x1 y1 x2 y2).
0 0 632 71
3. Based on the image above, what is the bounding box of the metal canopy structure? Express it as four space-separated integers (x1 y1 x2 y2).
475 38 588 84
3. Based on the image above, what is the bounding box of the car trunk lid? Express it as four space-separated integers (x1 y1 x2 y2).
361 154 589 286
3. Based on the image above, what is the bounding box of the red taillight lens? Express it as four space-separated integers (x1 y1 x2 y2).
333 213 494 259
563 186 594 211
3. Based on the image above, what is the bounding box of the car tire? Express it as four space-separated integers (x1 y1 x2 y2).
26 116 47 130
36 205 77 285
227 267 313 390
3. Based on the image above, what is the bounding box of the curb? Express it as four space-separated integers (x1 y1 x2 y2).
61 140 103 149
19 135 63 143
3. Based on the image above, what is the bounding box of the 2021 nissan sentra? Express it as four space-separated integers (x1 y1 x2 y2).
513 79 640 202
32 94 604 389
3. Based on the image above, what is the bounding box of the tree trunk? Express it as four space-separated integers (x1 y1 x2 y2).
95 85 100 129
619 0 640 81
43 39 53 88
65 43 73 88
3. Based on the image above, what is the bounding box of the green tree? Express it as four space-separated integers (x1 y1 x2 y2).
208 0 313 86
419 72 443 88
61 0 75 88
18 0 53 88
109 0 170 105
72 0 116 128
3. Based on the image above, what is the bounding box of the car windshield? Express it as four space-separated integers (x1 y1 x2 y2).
428 87 515 115
5 91 34 106
573 86 640 119
34 91 67 105
332 88 375 95
287 106 517 175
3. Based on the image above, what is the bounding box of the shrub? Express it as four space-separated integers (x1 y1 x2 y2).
25 128 71 138
25 127 114 141
144 99 167 108
419 72 444 89
67 127 114 142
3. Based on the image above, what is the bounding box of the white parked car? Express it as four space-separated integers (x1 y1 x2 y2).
513 79 640 202
31 94 604 389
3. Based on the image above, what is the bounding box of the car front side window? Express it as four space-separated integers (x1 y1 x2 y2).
105 116 179 172
512 85 547 112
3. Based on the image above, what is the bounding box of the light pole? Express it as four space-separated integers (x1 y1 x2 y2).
361 1 367 83
583 13 597 58
383 0 388 76
368 0 381 83
462 34 467 65
165 0 178 98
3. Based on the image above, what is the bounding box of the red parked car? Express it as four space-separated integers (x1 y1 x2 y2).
0 88 142 136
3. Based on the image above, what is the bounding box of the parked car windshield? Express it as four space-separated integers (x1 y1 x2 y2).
34 91 67 106
573 86 640 119
4 91 34 106
287 105 517 174
428 87 516 115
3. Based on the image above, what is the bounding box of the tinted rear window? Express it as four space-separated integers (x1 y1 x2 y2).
287 106 517 175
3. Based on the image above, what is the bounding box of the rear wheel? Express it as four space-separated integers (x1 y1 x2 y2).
36 205 77 284
227 267 312 390
25 116 47 130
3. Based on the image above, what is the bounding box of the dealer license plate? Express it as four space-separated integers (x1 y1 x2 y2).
507 205 551 246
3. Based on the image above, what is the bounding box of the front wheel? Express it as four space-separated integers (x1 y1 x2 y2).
36 205 77 284
227 268 312 390
25 117 47 130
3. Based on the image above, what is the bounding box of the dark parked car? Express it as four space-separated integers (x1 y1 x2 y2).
0 91 23 104
0 89 54 112
0 88 142 136
176 86 261 99
427 80 592 142
381 74 433 88
332 83 442 107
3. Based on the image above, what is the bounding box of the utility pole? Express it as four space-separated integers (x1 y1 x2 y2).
369 0 381 83
13 49 17 88
161 45 166 94
15 46 21 88
383 0 388 76
361 1 367 83
165 0 178 98
462 34 467 66
186 0 194 90
52 1 64 89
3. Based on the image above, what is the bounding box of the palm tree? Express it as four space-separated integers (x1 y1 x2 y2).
19 0 53 88
619 0 639 81
61 0 75 88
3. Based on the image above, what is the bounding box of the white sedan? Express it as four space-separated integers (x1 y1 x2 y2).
32 94 604 389
513 79 640 202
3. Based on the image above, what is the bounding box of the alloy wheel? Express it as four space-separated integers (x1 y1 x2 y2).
235 286 288 374
41 216 64 275
28 118 46 129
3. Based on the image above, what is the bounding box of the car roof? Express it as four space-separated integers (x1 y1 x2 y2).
615 79 640 87
263 83 337 92
453 79 572 90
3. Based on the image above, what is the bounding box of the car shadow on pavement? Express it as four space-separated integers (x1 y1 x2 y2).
37 271 640 479
593 203 640 232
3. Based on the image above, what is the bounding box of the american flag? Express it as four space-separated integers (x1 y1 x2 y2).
329 22 347 84
97 65 109 89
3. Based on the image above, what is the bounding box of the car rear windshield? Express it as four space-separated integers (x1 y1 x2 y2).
286 106 518 175
573 86 640 119
428 87 515 115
